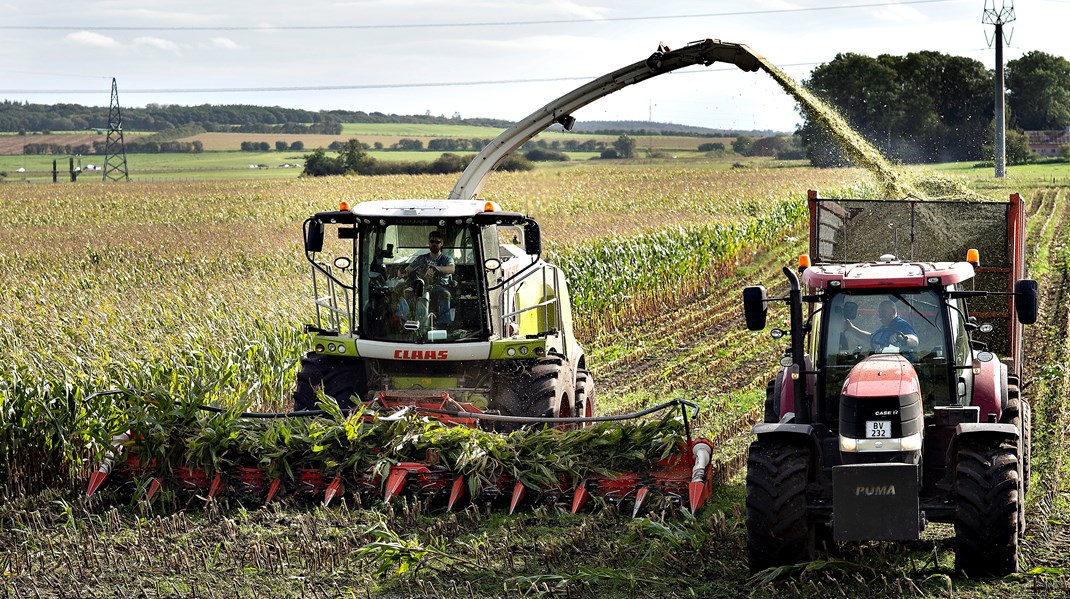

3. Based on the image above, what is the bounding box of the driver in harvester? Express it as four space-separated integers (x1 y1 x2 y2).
844 299 919 359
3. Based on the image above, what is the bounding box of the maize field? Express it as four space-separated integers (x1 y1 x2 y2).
1 164 1070 597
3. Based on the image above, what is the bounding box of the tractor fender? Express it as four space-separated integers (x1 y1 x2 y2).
948 422 1019 465
752 423 817 448
751 423 820 470
774 355 816 420
971 357 1008 421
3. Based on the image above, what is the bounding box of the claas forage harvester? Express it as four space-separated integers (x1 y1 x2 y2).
87 38 771 514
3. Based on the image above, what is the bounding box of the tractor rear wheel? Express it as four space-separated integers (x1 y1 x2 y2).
294 351 367 411
953 437 1020 577
746 439 813 572
1000 394 1032 501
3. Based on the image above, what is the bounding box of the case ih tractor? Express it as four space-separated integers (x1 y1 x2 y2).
742 191 1038 577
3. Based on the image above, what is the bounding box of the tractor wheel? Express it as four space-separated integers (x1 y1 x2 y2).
293 351 367 411
746 439 813 572
1021 398 1032 497
1000 395 1032 497
491 356 571 430
575 369 596 421
953 437 1020 577
763 378 777 423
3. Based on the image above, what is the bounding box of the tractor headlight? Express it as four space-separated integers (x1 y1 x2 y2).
840 432 922 453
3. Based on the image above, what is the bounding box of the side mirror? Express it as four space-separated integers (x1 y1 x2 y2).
524 220 541 255
743 286 768 331
1015 279 1038 325
843 301 858 320
305 219 324 253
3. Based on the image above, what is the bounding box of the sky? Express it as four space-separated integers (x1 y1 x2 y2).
0 0 1065 133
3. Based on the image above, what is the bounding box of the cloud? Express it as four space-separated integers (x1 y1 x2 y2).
211 37 244 50
133 36 182 54
64 31 123 49
870 4 925 22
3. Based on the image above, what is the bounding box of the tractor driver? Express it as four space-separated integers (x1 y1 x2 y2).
404 231 455 325
844 299 919 357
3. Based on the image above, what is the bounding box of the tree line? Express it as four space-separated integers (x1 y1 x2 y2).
0 101 512 133
798 50 1070 166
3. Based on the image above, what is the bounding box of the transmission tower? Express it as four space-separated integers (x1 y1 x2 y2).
102 78 129 182
984 0 1016 178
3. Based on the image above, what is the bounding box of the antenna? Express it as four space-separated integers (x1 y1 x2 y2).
102 78 129 182
983 0 1016 179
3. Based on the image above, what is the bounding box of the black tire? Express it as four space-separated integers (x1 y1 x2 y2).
293 351 367 411
575 369 596 420
763 378 777 423
490 356 571 430
953 437 1020 577
746 439 813 572
1000 394 1031 497
1021 398 1032 497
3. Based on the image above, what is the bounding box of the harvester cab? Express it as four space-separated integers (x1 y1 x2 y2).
296 198 588 421
742 191 1038 577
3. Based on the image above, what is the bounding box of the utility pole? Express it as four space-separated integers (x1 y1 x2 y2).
984 0 1015 178
102 78 129 182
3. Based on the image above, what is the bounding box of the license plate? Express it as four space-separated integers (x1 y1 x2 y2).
866 420 891 438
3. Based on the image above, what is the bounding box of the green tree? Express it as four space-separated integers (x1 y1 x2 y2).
275 141 288 151
338 139 377 175
612 134 636 158
1007 51 1070 130
732 135 754 156
301 148 345 176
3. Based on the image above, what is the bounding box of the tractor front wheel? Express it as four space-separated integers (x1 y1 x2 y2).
746 439 813 572
953 437 1020 577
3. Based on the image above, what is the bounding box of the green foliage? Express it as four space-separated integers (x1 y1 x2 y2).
1007 51 1070 130
800 51 992 164
612 134 637 159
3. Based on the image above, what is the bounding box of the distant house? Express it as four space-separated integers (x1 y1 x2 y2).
1025 127 1070 157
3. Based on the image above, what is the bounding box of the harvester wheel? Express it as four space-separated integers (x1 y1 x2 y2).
491 356 571 429
746 439 813 572
575 369 596 420
953 437 1020 577
294 351 366 411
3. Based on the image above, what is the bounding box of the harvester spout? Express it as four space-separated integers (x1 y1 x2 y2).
449 39 766 200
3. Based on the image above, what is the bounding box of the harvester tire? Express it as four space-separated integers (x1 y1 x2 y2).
575 369 596 419
294 351 366 411
746 439 813 573
953 437 1020 577
491 356 571 430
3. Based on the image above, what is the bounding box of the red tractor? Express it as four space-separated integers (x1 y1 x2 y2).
742 191 1038 577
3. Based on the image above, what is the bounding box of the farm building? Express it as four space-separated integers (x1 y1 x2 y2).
1026 127 1070 157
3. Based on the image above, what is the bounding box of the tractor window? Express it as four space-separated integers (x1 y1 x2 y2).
359 223 485 342
823 290 952 408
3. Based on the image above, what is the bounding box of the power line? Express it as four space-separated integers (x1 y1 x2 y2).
0 0 964 31
0 63 824 96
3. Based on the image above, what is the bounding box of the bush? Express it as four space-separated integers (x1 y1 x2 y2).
698 142 725 152
599 149 619 159
524 148 569 162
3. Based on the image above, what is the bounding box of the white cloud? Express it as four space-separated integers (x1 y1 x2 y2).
211 37 243 50
64 31 123 49
870 4 926 22
133 36 182 54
